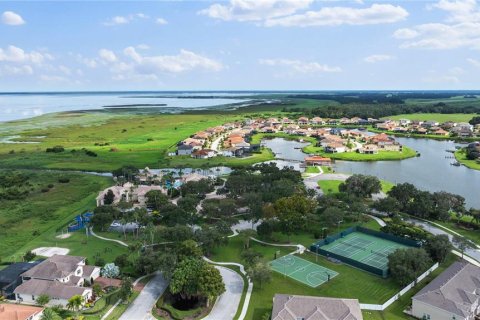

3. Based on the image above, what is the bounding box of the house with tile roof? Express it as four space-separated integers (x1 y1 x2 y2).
0 304 44 320
411 261 480 320
271 294 363 320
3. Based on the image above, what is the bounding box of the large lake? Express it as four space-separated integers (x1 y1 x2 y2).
264 137 480 209
0 92 252 122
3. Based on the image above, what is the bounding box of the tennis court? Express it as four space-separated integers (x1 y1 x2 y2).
315 231 409 272
270 255 338 288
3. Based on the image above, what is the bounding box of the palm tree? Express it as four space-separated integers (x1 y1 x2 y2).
146 222 155 246
40 308 61 320
120 217 127 240
66 295 83 319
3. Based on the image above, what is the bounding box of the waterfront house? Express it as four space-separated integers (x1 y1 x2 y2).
304 156 332 166
298 117 309 126
177 143 194 156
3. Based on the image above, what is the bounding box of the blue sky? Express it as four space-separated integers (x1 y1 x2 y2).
0 0 479 91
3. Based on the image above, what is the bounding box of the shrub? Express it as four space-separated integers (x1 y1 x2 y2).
46 145 65 153
41 188 50 193
48 184 54 188
58 177 70 183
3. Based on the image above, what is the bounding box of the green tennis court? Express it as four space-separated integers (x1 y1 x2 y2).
270 255 338 288
317 231 408 271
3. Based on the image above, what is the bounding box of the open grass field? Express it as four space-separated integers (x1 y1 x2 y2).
304 166 320 174
0 170 112 260
384 113 479 123
0 113 246 171
318 180 395 194
304 145 417 161
455 150 480 171
210 234 403 320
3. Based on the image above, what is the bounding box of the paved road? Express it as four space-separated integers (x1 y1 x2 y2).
409 219 480 262
119 272 168 320
203 266 243 320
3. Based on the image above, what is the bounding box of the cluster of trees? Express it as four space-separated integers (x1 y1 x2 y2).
283 92 480 119
0 171 32 200
45 145 65 153
377 183 467 221
339 174 381 198
388 234 452 285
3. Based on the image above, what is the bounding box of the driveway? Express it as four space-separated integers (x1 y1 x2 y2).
409 219 480 263
203 266 243 320
119 272 168 320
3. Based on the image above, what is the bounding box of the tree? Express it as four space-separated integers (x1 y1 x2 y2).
23 250 36 262
241 249 263 268
320 207 344 229
388 248 432 285
339 174 381 198
274 194 316 241
372 197 400 216
177 240 203 261
238 229 257 249
169 258 225 307
103 189 115 205
257 220 274 239
101 263 120 286
145 190 170 211
425 235 452 263
119 277 133 302
388 183 418 211
66 295 83 318
453 235 475 258
36 294 50 306
92 283 103 297
40 308 62 320
247 262 272 289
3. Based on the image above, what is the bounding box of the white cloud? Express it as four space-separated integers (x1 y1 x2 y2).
122 47 224 73
259 58 341 73
99 49 117 63
103 13 149 26
58 65 72 75
1 11 25 26
364 54 395 63
0 45 52 65
199 0 313 22
394 0 480 50
265 4 408 27
136 44 150 50
0 65 33 76
155 18 168 25
39 74 68 82
468 57 480 67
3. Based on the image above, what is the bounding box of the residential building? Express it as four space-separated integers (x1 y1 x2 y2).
177 143 194 156
0 261 42 299
191 149 216 159
96 183 164 207
298 117 309 125
14 255 99 308
271 294 363 320
304 156 332 166
411 261 480 320
0 304 44 320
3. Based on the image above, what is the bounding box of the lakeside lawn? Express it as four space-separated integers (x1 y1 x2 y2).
455 150 480 171
304 166 320 174
303 145 417 161
317 180 395 195
0 170 112 259
384 113 479 123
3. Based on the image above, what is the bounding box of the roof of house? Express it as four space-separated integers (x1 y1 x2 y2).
82 265 99 279
305 156 331 162
14 278 90 300
0 304 44 320
21 255 84 280
272 294 363 320
0 262 42 287
412 261 480 318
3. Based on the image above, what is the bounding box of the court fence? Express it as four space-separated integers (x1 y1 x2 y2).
359 262 439 311
309 226 421 278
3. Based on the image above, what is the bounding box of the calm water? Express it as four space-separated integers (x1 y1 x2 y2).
0 92 251 122
262 138 310 171
264 137 480 209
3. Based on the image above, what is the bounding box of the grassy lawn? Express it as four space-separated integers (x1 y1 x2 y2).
0 113 244 172
384 113 479 123
105 291 140 320
434 220 480 245
317 180 342 194
304 166 320 174
455 150 480 171
381 180 395 193
363 253 458 320
0 170 112 260
303 146 417 161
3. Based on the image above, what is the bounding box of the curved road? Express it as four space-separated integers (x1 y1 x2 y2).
119 272 168 320
203 266 244 320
